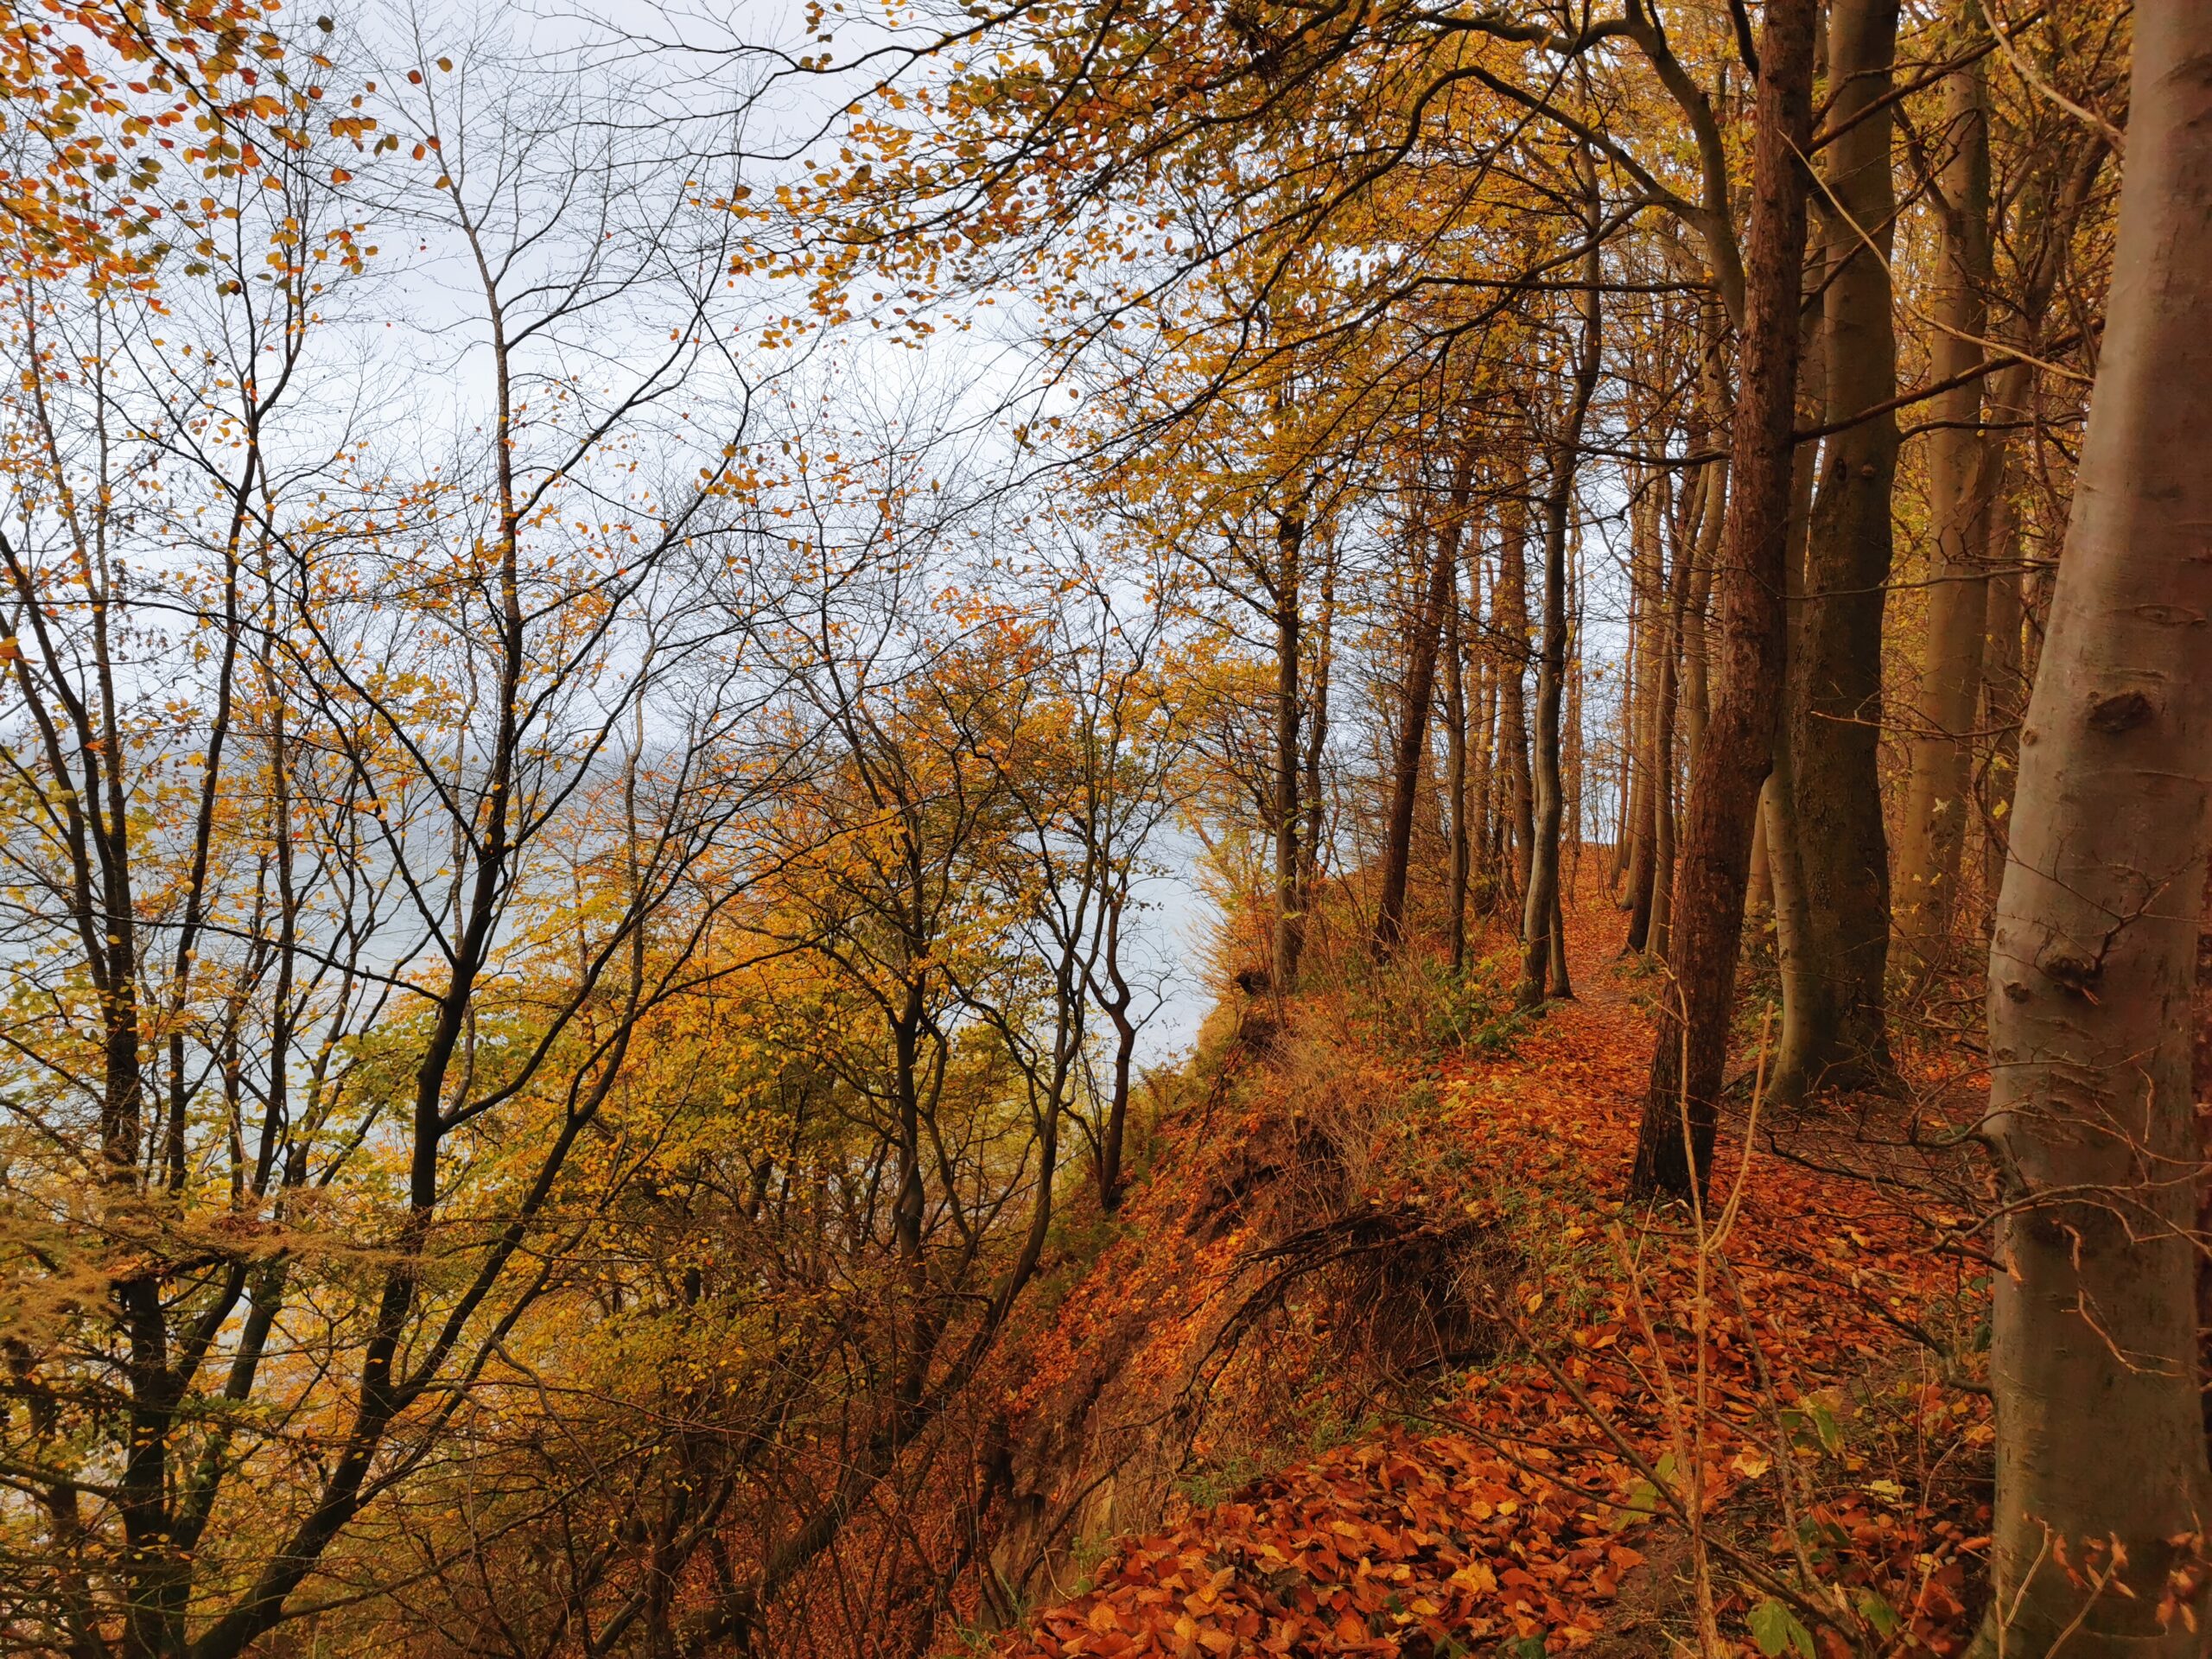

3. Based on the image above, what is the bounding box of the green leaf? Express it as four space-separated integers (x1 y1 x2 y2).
1617 1478 1658 1526
1748 1598 1816 1659
1809 1402 1844 1454
1513 1638 1548 1659
1856 1589 1902 1637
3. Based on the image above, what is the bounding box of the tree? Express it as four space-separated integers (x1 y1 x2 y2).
0 39 777 1655
1895 20 1995 974
1518 218 1603 1008
1777 0 1902 1102
1980 3 2212 1649
1374 435 1474 958
1630 0 1819 1204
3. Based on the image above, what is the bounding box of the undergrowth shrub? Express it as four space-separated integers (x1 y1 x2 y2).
1335 949 1531 1060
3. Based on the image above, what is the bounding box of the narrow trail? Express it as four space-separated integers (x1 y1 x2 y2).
995 899 1987 1658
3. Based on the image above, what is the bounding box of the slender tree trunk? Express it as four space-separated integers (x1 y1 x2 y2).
1096 887 1137 1212
1269 501 1306 994
1630 0 1816 1201
1469 575 1497 917
1977 140 2102 922
1767 230 1830 1104
1555 521 1583 995
1983 12 2212 1646
1563 524 1586 950
1654 645 1681 969
1766 342 1823 1077
1624 484 1664 949
1649 486 1687 964
1746 795 1773 924
1497 475 1535 911
1682 302 1727 762
1445 524 1473 971
1300 538 1336 914
1612 655 1637 899
1377 454 1473 955
1766 499 1823 1095
1896 38 1993 972
1521 231 1603 1007
1098 1008 1135 1212
1977 409 2025 912
1789 0 1900 1094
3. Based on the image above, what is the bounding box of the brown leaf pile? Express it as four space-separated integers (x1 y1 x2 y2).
993 909 1988 1659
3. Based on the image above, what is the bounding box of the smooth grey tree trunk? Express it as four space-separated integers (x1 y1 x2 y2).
1982 8 2212 1650
1897 36 1993 972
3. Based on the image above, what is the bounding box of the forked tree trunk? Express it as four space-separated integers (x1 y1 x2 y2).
1630 0 1816 1201
1981 9 2212 1648
1520 234 1603 1007
1896 38 1993 971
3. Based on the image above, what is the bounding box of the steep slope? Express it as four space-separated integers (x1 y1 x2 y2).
970 905 1992 1658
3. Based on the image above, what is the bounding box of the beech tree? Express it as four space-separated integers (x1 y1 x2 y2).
1980 3 2212 1648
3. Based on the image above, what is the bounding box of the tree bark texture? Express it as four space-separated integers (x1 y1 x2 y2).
1789 0 1900 1093
1983 10 2212 1649
1630 0 1818 1201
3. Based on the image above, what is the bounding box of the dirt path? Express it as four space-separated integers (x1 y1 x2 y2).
993 901 1987 1658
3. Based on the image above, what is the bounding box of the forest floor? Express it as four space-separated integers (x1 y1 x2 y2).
985 894 1993 1659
